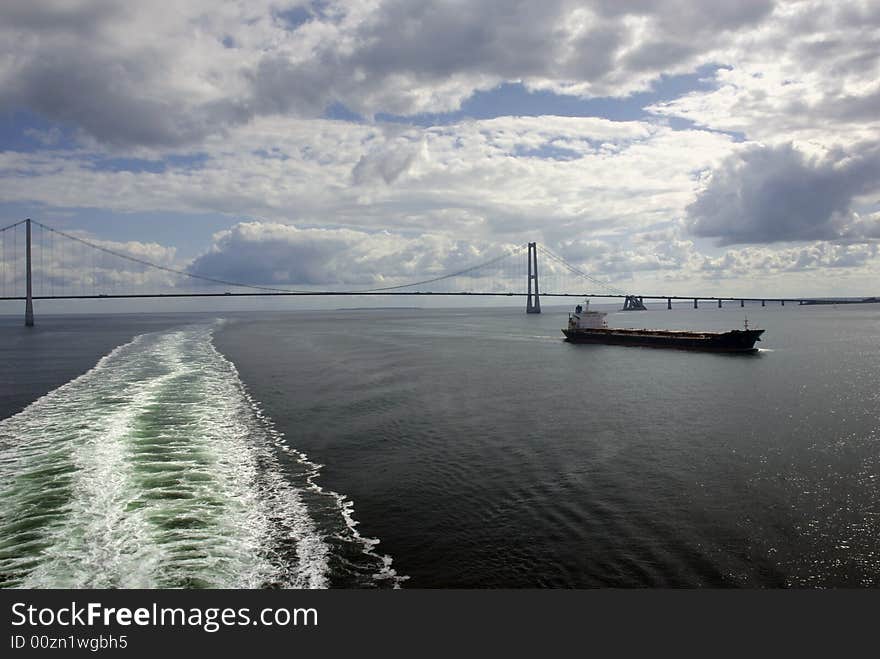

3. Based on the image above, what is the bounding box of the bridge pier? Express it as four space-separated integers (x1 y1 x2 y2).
693 298 698 309
667 298 672 310
740 299 744 308
622 295 647 311
761 300 765 307
25 218 34 327
526 242 540 314
781 299 784 306
718 299 722 308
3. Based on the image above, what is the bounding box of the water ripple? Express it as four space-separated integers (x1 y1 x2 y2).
0 323 399 588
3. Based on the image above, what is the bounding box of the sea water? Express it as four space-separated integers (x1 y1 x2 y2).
1 304 878 587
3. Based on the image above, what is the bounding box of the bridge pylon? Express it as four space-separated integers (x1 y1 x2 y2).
25 218 34 327
526 242 541 314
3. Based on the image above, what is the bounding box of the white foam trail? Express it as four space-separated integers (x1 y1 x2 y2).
233 377 408 588
0 324 331 588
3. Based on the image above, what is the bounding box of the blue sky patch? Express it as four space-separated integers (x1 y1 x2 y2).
376 64 725 127
323 102 364 122
0 202 237 260
85 153 210 174
0 110 80 152
274 5 312 30
513 144 582 161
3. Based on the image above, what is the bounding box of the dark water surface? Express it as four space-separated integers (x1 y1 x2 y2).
2 305 878 587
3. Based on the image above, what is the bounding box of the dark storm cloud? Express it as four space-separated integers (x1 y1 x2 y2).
687 142 880 245
0 0 777 147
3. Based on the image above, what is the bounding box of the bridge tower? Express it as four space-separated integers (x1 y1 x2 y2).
25 218 34 327
526 242 541 314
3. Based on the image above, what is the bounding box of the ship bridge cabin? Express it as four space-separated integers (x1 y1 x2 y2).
569 300 608 330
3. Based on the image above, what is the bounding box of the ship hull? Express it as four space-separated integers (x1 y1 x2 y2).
562 328 764 352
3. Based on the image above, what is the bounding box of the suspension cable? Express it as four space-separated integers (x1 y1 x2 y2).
358 244 527 292
0 219 27 233
536 244 629 296
7 223 627 299
32 221 313 294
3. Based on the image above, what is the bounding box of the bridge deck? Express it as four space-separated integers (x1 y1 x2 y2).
1 292 813 303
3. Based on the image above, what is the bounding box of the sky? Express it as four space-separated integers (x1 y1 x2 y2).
1 0 879 310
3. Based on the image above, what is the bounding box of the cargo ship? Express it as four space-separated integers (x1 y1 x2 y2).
562 300 764 352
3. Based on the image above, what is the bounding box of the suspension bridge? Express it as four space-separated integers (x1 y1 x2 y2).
0 218 864 326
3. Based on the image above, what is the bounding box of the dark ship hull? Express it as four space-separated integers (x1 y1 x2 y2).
562 327 764 352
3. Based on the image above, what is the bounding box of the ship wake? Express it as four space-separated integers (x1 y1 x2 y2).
0 322 401 588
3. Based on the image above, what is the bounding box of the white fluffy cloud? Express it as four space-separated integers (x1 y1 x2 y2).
0 0 780 146
647 1 880 146
0 115 735 238
181 218 880 296
2 0 879 294
188 221 515 286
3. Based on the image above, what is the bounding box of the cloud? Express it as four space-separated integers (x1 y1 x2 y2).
699 242 880 276
0 115 735 242
2 0 879 297
8 228 180 293
351 134 428 185
0 0 777 147
686 141 880 245
551 233 700 284
647 1 880 146
65 219 872 297
0 1 873 155
0 1 266 147
187 221 521 287
6 50 232 147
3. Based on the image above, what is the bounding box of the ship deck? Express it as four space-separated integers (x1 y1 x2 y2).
571 328 738 338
